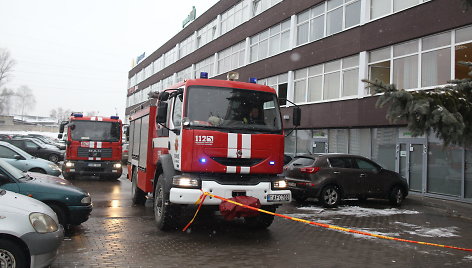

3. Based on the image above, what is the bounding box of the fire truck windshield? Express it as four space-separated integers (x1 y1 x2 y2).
185 85 282 133
70 121 121 142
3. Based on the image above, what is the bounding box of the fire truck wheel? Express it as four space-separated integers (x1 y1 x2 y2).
244 205 276 229
131 168 146 205
154 177 179 230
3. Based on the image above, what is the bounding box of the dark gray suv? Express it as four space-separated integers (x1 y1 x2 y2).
284 154 409 208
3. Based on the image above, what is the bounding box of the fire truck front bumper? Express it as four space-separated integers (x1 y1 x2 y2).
62 160 123 178
169 180 291 206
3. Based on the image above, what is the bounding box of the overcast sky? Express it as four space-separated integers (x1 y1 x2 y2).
0 0 219 119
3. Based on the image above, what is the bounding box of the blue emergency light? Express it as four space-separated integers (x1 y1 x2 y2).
73 113 83 118
269 161 275 165
199 158 207 163
110 116 119 120
249 77 257 83
200 72 209 79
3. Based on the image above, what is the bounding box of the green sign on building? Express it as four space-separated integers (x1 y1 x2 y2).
182 6 196 28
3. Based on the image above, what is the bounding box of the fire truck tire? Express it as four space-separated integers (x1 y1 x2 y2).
154 177 180 230
244 205 276 229
131 168 146 205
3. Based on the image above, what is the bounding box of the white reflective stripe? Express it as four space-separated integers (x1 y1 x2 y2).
131 159 138 166
226 166 237 173
96 157 101 161
91 117 96 121
242 134 251 158
96 142 102 148
227 133 238 158
153 137 169 148
88 157 93 160
89 141 95 148
240 167 250 174
98 117 103 121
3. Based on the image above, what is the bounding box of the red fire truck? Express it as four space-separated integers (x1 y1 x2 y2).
59 114 123 180
127 72 291 230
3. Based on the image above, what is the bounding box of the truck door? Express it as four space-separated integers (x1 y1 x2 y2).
168 94 183 171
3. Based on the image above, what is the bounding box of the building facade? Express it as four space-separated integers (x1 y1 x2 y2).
126 0 472 203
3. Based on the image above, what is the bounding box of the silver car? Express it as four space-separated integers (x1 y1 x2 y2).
0 141 62 176
0 189 64 267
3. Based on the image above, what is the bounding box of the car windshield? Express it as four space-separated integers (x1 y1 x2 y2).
0 159 30 181
70 121 121 142
185 85 282 134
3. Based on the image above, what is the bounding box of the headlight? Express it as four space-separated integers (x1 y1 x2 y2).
113 163 122 169
81 195 92 204
29 212 59 233
49 163 61 170
272 179 288 189
65 161 74 168
172 176 200 188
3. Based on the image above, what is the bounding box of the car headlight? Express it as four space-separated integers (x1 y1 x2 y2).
81 195 92 204
272 179 288 189
49 163 61 170
113 163 122 169
172 176 200 188
65 161 74 168
29 212 59 233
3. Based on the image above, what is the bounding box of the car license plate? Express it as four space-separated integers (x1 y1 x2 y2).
288 182 296 187
267 194 290 202
88 163 101 167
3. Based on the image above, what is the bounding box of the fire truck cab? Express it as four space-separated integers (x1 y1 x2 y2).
127 73 291 230
59 114 123 180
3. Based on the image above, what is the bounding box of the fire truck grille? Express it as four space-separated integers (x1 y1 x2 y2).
77 147 113 158
210 157 263 167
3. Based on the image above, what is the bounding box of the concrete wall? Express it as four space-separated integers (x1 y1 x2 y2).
0 125 59 133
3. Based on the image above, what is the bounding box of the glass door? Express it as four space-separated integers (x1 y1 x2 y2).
398 143 425 192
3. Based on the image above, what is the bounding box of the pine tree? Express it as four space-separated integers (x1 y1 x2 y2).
362 62 472 146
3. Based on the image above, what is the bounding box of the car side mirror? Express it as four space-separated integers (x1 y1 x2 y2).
156 102 168 124
58 133 63 139
14 155 23 160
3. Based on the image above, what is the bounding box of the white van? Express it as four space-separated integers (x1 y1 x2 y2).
0 189 64 268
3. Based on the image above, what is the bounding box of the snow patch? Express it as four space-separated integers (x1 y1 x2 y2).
464 256 472 261
394 222 459 238
298 206 420 217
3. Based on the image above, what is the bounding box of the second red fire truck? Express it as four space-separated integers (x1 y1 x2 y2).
127 72 291 230
59 114 123 180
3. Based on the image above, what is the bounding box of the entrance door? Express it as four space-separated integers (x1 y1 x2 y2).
312 140 328 153
398 143 425 192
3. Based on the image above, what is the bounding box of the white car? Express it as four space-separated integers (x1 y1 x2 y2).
0 189 64 268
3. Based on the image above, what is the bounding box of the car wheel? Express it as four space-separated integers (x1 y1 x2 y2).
389 186 404 207
319 185 341 208
0 239 28 268
244 206 276 229
154 176 179 230
29 168 46 174
48 203 67 227
131 168 146 205
48 154 59 163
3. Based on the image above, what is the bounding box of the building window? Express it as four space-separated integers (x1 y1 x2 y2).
176 66 193 82
164 47 177 68
259 73 288 106
221 1 250 36
217 41 245 74
293 55 359 104
250 19 290 63
371 128 397 171
370 0 431 20
195 56 215 78
252 0 282 17
328 129 348 154
349 129 371 158
197 19 217 48
455 25 472 80
296 0 360 47
180 35 195 59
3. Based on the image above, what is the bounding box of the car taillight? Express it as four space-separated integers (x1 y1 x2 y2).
300 167 320 173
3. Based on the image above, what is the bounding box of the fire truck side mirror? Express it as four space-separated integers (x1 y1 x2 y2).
57 133 63 139
156 102 168 123
293 107 301 126
59 121 67 133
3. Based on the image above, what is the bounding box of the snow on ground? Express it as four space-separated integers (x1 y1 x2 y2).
394 222 459 238
464 256 472 261
297 206 420 217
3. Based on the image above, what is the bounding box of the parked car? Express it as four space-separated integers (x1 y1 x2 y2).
0 159 92 226
0 134 12 140
0 189 64 268
0 141 62 176
27 134 66 150
4 138 64 163
284 154 409 207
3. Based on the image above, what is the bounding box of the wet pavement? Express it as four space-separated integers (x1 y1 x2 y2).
52 174 472 267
